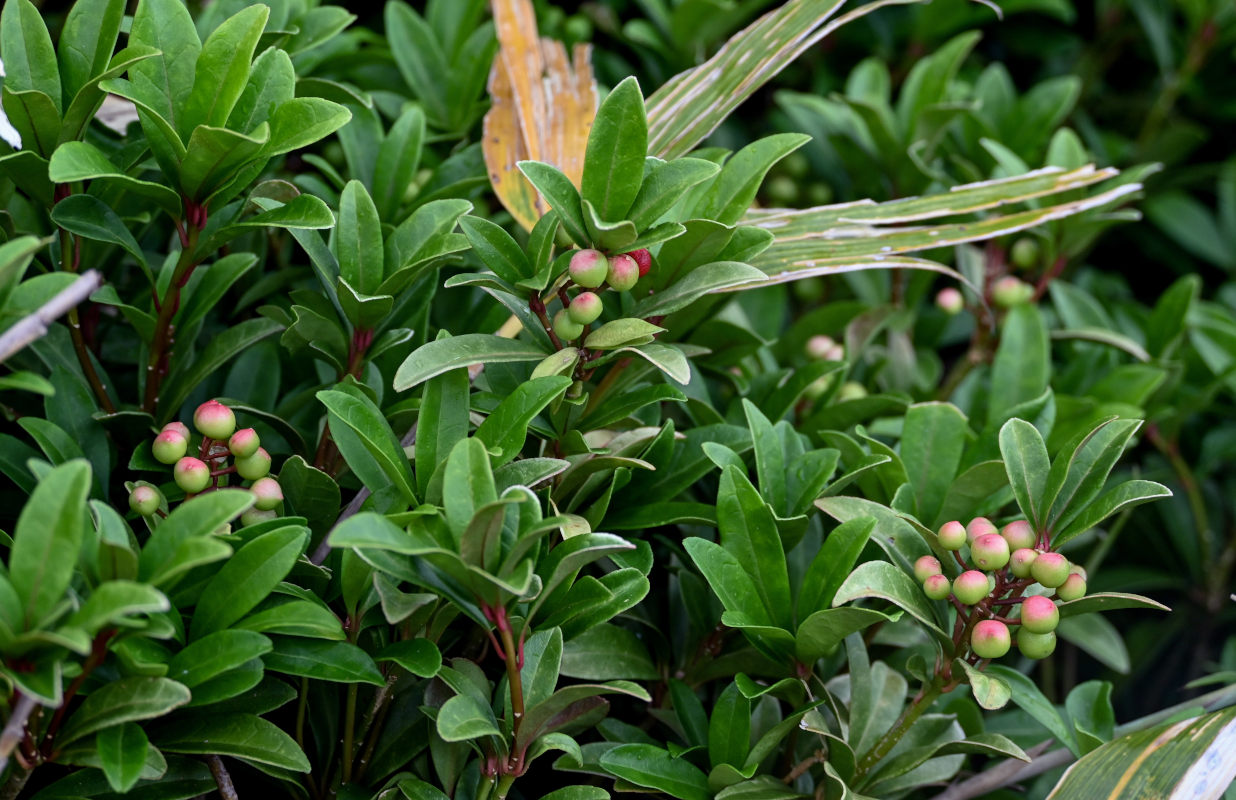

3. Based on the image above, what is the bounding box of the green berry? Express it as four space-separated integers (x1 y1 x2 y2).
971 620 1011 659
607 254 639 291
923 573 952 600
194 400 236 440
552 309 585 341
229 428 260 459
568 292 603 325
1020 595 1060 634
993 276 1034 308
241 508 278 527
1010 237 1040 270
765 175 799 206
152 430 188 464
1001 520 1036 551
174 457 211 494
953 570 989 605
1017 629 1056 659
1009 548 1038 578
938 520 967 551
1030 552 1070 588
1057 573 1087 602
128 485 162 516
250 477 283 511
568 249 608 288
972 533 1011 571
235 447 271 481
836 381 866 401
914 555 943 583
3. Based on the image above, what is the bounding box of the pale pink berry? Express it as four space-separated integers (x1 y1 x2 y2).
229 428 261 459
606 254 639 291
250 477 283 511
174 457 211 493
1020 595 1060 634
936 287 964 315
971 620 1011 659
152 430 188 464
568 249 608 288
194 400 236 440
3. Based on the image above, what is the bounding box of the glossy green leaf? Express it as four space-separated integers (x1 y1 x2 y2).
581 77 647 222
318 388 417 506
436 693 500 742
394 334 547 391
154 713 310 771
474 376 571 465
10 459 91 627
59 677 192 746
832 560 948 644
336 180 385 295
190 526 308 640
600 743 710 800
96 723 149 794
263 638 383 685
167 630 272 688
180 4 268 134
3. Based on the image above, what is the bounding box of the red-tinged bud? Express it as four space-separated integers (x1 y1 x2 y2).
937 287 964 315
1020 594 1060 634
971 620 1011 659
568 249 608 288
914 555 943 582
241 508 278 527
953 570 989 605
568 292 603 325
1002 520 1036 551
162 421 190 439
1017 628 1056 659
923 573 952 600
967 517 997 543
152 430 188 464
1030 552 1070 588
1057 573 1087 602
229 428 260 459
552 309 585 341
805 335 835 360
607 254 640 292
938 521 967 551
235 447 271 481
250 477 283 511
626 248 652 277
194 400 236 440
174 457 211 493
1009 548 1038 578
128 485 162 516
972 533 1011 571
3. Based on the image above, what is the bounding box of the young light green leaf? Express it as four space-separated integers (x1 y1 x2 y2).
999 418 1050 531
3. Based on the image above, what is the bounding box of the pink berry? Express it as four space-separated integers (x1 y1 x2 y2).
1002 520 1036 551
152 430 188 464
174 457 211 494
936 287 964 315
626 248 652 277
972 533 1011 571
162 421 190 439
923 574 952 600
805 335 835 360
1020 595 1060 634
953 570 989 605
128 485 162 516
194 400 236 440
913 555 943 583
250 477 284 511
1009 548 1038 578
1030 552 1070 588
568 291 603 325
235 447 271 481
971 620 1011 659
606 254 639 291
938 521 967 551
1057 573 1087 602
229 428 261 459
568 249 608 288
967 517 998 543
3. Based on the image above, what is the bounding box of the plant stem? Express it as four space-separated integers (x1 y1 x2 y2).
0 694 36 776
495 774 516 800
206 755 239 800
854 678 945 781
498 615 525 740
142 223 202 414
0 767 30 800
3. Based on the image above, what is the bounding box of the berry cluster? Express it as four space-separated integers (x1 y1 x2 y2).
128 399 282 526
917 517 1088 661
553 247 651 341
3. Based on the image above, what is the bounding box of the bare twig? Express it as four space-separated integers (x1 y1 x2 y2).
206 755 238 800
0 270 103 363
0 693 36 775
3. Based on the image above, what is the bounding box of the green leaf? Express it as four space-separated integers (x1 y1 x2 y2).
373 106 425 220
795 607 890 665
458 215 532 285
138 489 251 585
66 581 169 635
627 157 721 230
1065 680 1115 755
696 133 809 226
159 318 284 420
190 526 308 640
560 623 658 681
0 372 54 395
46 141 182 215
56 0 125 101
1000 418 1050 531
521 627 564 709
59 677 191 746
335 180 385 295
96 723 149 794
436 693 500 742
128 0 201 133
167 630 272 688
585 319 664 350
263 638 383 685
265 97 351 157
798 517 876 618
581 76 647 222
600 744 710 800
394 334 547 391
1055 480 1171 545
10 459 91 627
1042 418 1142 538
901 402 968 525
1055 592 1169 618
832 560 949 645
716 466 791 630
988 304 1050 428
50 194 148 270
958 659 1011 710
987 664 1078 755
318 388 417 506
517 161 590 247
180 4 268 134
415 365 470 498
582 199 639 252
1 0 61 113
154 713 310 772
684 538 770 627
377 638 441 678
631 261 766 318
475 376 572 465
235 599 345 640
708 681 751 770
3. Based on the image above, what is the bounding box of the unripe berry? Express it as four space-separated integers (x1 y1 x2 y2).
953 570 989 605
567 292 603 325
992 276 1034 308
1030 552 1070 588
1010 237 1040 270
971 620 1011 659
967 517 998 543
250 477 284 511
229 428 260 459
972 533 1010 571
128 485 162 516
607 254 639 292
241 508 278 527
837 382 866 401
803 375 833 400
1017 629 1056 659
914 555 943 583
1009 548 1038 578
552 309 585 342
568 249 608 288
626 248 652 277
938 521 967 551
1001 520 1036 551
162 421 190 440
152 430 188 464
235 447 271 481
194 400 236 440
823 344 845 362
1057 572 1087 602
805 335 835 360
936 287 964 315
174 457 211 494
1020 595 1060 634
923 573 952 600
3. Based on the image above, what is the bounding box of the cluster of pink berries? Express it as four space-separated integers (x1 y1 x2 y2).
128 400 283 525
916 517 1087 661
553 247 651 341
